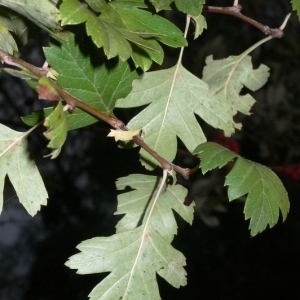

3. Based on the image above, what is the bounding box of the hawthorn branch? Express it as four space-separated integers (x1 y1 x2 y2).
0 50 48 77
203 5 284 38
0 50 192 179
45 82 191 177
51 84 191 177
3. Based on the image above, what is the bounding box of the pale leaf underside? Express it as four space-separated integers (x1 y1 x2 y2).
115 174 194 242
203 55 270 117
0 124 48 216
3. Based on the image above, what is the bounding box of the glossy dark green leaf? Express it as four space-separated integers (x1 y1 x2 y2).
0 22 17 54
117 64 236 169
66 174 193 299
203 54 269 120
59 0 186 69
116 174 193 242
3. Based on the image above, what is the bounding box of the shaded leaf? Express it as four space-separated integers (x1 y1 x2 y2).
150 0 173 11
43 101 67 159
194 141 237 173
59 0 92 25
23 106 111 132
85 0 106 12
291 0 300 19
0 7 37 52
115 174 194 242
130 42 163 71
23 35 139 130
0 22 18 54
194 142 290 236
66 226 186 300
109 0 147 7
116 64 237 169
0 10 14 31
203 54 270 118
0 0 60 29
59 0 186 69
0 124 48 216
8 10 32 46
108 3 186 48
1 67 38 80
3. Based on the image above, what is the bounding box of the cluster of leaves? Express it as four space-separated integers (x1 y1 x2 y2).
0 0 299 299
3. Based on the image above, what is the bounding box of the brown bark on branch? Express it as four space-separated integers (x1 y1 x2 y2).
0 50 192 179
203 5 284 38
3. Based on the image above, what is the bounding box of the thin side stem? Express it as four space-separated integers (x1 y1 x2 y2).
177 14 190 64
203 6 284 38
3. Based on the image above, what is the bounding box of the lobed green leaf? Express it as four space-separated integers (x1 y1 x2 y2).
190 14 207 39
203 54 270 123
8 11 33 47
107 4 186 48
116 174 194 242
116 64 237 169
66 174 194 298
0 7 35 53
174 0 205 16
150 0 173 11
0 22 18 54
22 35 139 130
194 142 290 236
59 0 186 69
0 124 48 216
